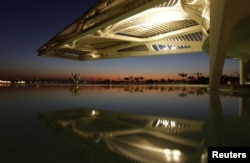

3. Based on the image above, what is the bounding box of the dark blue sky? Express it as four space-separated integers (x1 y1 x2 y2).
0 0 239 81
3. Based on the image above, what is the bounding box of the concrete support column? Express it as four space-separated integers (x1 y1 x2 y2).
206 91 226 146
209 53 226 90
240 59 250 84
239 96 250 117
208 0 227 90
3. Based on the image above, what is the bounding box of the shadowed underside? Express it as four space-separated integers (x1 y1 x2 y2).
37 0 210 61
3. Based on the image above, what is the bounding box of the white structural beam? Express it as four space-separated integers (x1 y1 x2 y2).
209 0 227 90
209 0 250 89
240 60 250 85
37 0 208 61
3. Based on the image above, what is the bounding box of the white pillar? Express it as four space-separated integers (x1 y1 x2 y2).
239 96 250 116
240 59 250 84
209 0 227 90
207 91 226 146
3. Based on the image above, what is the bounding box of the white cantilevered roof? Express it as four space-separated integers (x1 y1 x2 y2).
37 0 210 61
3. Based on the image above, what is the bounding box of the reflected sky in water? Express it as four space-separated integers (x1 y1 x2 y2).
0 85 238 119
0 85 249 163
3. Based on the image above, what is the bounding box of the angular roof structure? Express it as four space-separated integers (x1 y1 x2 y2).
39 108 205 162
37 0 210 61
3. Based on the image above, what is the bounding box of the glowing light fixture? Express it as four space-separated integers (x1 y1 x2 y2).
91 110 96 116
164 148 181 162
91 54 99 58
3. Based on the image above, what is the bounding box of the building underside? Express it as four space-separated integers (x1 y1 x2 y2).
37 0 250 89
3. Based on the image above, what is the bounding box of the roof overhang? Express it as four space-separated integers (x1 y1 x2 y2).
37 0 210 61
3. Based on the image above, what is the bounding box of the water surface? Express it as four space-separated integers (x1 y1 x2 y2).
1 85 249 163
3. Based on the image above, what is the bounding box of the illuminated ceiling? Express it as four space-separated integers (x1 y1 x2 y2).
37 0 210 61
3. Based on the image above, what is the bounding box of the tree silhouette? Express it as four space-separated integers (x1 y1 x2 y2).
70 73 81 84
124 76 135 84
134 76 144 84
188 76 195 84
193 72 202 79
178 73 187 80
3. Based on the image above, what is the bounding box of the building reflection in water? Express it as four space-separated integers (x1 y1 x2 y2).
39 108 207 163
206 91 250 147
68 85 208 97
39 88 250 163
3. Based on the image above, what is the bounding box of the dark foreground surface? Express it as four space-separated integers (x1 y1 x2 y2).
1 85 250 163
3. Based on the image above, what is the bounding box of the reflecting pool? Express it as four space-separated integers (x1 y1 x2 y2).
1 84 250 163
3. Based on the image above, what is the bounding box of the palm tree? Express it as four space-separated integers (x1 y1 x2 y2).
188 76 195 84
178 73 187 80
140 77 144 81
193 72 202 79
129 76 134 83
134 76 144 84
123 77 130 84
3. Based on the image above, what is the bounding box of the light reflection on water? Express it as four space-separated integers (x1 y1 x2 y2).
0 85 250 163
1 85 212 119
76 85 211 120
